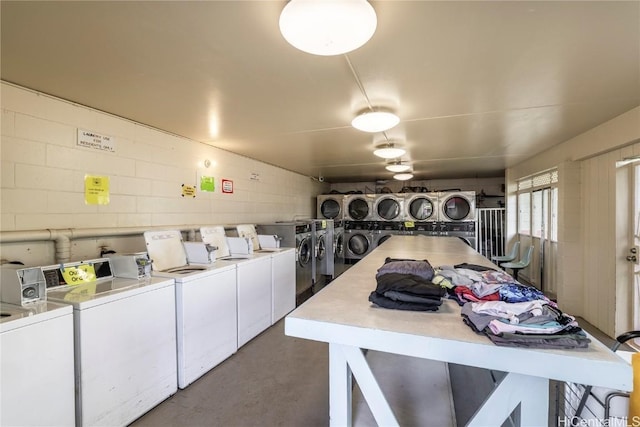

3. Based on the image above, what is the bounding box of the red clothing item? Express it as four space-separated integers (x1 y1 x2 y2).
454 286 500 303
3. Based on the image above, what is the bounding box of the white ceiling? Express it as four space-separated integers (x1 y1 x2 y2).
1 1 638 183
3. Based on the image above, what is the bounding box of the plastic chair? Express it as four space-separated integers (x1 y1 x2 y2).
491 241 520 267
500 245 533 281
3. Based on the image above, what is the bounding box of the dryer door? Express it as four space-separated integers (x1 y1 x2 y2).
408 197 435 221
442 196 471 221
320 199 341 219
377 197 401 220
316 234 326 261
348 198 370 221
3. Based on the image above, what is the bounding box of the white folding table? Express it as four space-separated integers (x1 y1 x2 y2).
285 236 632 426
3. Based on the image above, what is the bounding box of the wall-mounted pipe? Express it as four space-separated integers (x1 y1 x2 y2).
0 225 210 263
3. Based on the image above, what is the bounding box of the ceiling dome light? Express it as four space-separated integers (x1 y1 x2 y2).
279 0 377 56
373 142 406 159
393 173 414 181
352 109 400 133
385 161 411 173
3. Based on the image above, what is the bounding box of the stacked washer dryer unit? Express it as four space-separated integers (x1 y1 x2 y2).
372 193 405 248
404 192 440 236
344 194 376 262
438 191 477 249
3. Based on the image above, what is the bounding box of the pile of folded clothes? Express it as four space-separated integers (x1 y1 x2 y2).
434 264 549 305
368 257 446 312
461 300 590 349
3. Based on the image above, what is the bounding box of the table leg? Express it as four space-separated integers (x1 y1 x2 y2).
329 343 352 426
329 344 399 427
466 372 549 426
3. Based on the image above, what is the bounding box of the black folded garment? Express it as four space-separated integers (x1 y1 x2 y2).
376 257 435 281
453 262 497 272
383 290 443 304
376 273 446 298
369 291 442 312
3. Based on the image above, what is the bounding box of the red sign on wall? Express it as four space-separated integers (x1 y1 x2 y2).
222 179 233 194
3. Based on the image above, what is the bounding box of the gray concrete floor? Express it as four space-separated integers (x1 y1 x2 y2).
131 320 330 427
129 314 620 427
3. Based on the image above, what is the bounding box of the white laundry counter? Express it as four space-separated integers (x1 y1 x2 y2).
285 235 632 426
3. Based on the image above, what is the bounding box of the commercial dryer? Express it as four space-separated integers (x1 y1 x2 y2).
405 193 439 222
439 191 477 222
373 194 404 221
344 194 375 221
317 194 344 220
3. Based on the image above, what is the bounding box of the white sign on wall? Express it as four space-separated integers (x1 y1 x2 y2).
77 129 116 152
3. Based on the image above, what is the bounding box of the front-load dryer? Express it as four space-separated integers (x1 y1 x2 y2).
0 301 75 427
373 194 404 221
44 257 177 425
317 194 345 220
405 193 439 222
344 194 375 221
439 191 476 222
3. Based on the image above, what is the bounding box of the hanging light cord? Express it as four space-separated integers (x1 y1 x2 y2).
344 54 391 142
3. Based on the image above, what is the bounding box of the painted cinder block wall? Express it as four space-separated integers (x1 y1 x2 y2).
0 82 327 265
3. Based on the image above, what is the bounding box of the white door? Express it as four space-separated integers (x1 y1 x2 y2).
615 160 640 343
632 163 640 346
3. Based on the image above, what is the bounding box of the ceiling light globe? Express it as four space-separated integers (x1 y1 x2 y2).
352 111 400 133
393 173 414 181
279 0 377 56
373 147 406 159
385 163 411 173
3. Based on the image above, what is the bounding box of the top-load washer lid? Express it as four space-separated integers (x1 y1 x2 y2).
143 230 189 272
200 226 231 258
236 224 260 251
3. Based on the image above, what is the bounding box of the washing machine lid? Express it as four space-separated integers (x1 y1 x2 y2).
144 230 189 271
236 224 260 251
0 301 72 332
200 226 231 258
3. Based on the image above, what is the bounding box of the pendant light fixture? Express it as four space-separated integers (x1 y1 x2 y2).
385 160 411 173
373 141 406 159
279 0 377 56
352 108 400 133
393 172 414 181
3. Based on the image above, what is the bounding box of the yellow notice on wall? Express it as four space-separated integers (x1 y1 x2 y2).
85 175 110 205
60 264 97 286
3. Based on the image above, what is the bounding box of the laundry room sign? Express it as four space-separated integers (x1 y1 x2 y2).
77 129 116 152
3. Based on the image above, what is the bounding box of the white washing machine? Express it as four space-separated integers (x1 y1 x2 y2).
344 222 375 261
0 301 75 427
144 230 237 390
344 194 375 221
44 258 177 426
199 226 273 348
373 194 405 221
317 194 345 220
405 193 439 222
270 248 296 324
439 191 477 222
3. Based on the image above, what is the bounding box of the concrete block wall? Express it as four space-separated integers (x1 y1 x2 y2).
0 83 327 265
